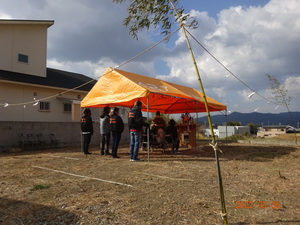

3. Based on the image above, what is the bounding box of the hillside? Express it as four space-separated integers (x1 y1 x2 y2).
197 111 300 126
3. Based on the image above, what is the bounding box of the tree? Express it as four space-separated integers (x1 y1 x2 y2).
266 74 291 109
267 74 297 143
226 121 241 126
112 0 197 39
247 122 259 135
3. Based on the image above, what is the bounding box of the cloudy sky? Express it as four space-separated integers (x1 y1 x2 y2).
1 0 300 114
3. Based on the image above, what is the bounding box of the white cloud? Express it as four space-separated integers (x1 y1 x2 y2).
0 12 11 18
211 87 226 99
285 77 300 94
285 77 300 110
47 58 115 79
161 0 300 112
238 90 259 102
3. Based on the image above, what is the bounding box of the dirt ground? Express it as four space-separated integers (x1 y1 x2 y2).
1 134 300 225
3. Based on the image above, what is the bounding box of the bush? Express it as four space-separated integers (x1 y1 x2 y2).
226 134 248 140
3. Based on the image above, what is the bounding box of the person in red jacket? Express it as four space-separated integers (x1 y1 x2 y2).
151 111 166 131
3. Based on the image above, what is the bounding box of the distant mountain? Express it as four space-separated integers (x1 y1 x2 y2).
197 112 300 127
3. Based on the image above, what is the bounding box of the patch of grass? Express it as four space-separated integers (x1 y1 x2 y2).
30 184 51 191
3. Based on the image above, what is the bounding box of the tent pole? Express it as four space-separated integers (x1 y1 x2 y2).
168 1 228 223
80 107 84 155
196 101 199 150
147 96 150 162
226 110 228 146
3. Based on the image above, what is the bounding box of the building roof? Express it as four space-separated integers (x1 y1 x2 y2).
262 125 287 129
0 68 96 92
0 19 54 28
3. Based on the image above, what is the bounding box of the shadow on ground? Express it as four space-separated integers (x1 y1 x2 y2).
0 197 80 225
0 143 298 163
141 144 298 162
231 219 300 225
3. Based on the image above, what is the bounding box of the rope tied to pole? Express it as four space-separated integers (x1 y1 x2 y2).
220 211 227 220
209 141 223 154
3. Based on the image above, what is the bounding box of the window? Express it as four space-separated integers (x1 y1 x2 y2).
18 54 29 63
39 101 50 111
63 103 72 112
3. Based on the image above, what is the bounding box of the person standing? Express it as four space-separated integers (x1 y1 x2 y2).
128 100 149 161
110 107 124 158
80 108 93 155
100 106 111 155
166 119 180 153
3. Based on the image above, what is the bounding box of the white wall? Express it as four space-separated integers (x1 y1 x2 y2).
0 23 50 77
0 82 91 122
218 126 250 138
205 128 219 137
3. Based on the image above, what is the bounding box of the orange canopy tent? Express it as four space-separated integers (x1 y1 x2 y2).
81 67 226 113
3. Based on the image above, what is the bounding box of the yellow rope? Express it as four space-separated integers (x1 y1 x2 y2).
209 141 223 154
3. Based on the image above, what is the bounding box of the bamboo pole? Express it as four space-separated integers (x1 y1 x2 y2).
182 25 228 224
168 1 228 223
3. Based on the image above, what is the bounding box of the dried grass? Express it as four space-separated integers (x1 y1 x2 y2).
0 136 300 224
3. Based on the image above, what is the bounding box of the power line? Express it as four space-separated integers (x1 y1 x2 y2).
184 28 277 106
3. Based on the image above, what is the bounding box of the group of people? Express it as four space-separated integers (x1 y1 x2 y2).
80 100 180 161
150 110 180 153
81 106 124 158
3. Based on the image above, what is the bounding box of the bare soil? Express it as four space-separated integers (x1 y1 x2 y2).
1 134 300 225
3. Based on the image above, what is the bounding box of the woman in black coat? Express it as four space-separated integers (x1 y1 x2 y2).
166 119 180 153
110 107 124 158
81 108 94 155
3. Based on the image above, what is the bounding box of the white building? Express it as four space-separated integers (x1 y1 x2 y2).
204 128 219 138
257 125 286 138
205 126 250 138
0 19 97 123
218 126 250 138
0 19 103 151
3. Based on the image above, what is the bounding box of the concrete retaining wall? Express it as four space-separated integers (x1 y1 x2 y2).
0 121 130 152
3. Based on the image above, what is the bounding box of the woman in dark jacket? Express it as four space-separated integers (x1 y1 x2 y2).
110 107 124 158
81 108 93 155
166 119 180 153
